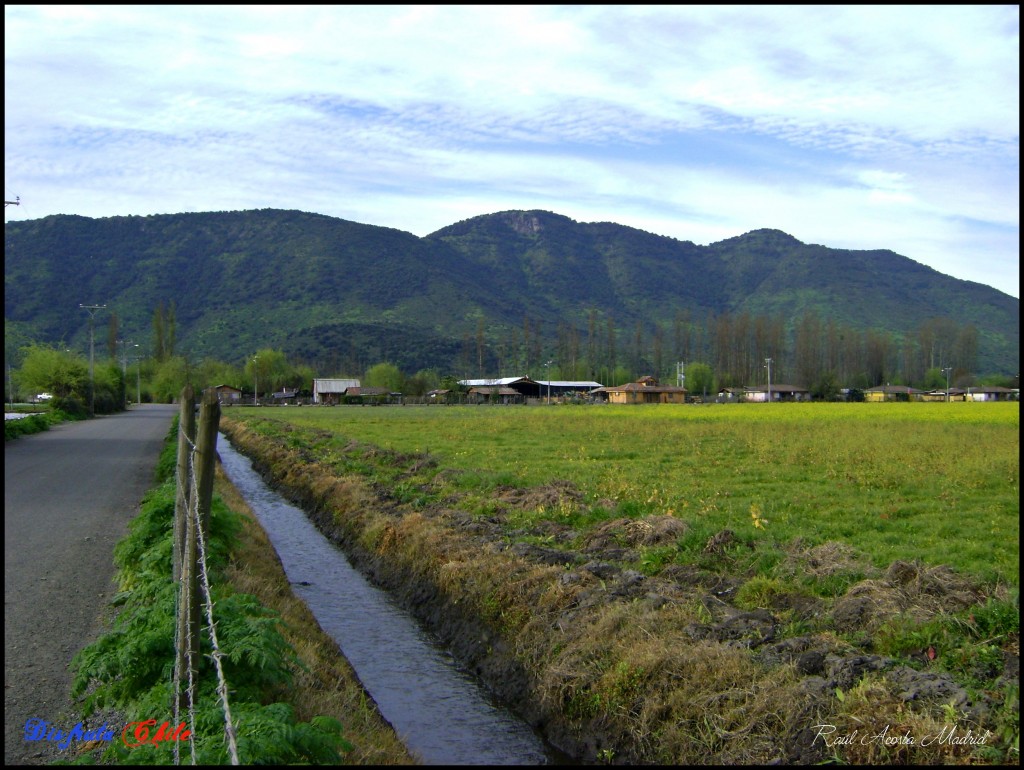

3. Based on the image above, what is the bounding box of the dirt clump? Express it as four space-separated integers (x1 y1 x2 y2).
581 514 688 552
832 559 985 634
493 480 584 513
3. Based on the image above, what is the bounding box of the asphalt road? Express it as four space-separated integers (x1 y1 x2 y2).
4 405 177 764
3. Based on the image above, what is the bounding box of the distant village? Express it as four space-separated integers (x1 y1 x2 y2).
207 376 1019 407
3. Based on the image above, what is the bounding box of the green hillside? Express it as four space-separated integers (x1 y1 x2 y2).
4 208 1019 382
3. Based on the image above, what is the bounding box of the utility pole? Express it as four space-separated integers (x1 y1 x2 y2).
676 361 685 389
80 304 107 414
943 367 952 403
5 196 20 207
765 357 773 403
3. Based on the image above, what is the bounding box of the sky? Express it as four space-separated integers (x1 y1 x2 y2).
4 5 1020 297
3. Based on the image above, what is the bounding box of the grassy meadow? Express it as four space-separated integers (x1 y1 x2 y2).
234 401 1019 588
222 400 1020 764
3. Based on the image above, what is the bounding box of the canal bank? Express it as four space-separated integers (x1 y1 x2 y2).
217 413 1017 766
217 433 564 765
216 416 808 765
217 417 632 763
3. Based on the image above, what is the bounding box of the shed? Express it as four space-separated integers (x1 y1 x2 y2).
467 386 523 404
313 378 360 405
745 384 811 402
717 387 746 402
271 387 300 404
212 384 243 405
344 386 395 404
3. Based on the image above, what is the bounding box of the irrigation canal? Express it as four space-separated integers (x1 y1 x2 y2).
216 433 565 765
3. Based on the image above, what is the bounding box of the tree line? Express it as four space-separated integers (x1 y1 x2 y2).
7 301 1012 413
454 308 995 394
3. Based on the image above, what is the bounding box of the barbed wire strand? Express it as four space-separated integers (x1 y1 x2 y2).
178 424 199 765
172 532 182 766
188 425 241 765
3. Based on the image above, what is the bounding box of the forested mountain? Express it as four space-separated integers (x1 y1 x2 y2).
4 208 1019 386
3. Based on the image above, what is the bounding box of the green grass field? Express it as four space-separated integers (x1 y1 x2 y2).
233 402 1019 587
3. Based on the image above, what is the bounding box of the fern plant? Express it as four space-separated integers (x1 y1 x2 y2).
70 466 353 764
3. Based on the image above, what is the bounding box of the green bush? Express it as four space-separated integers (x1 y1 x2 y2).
51 395 89 418
4 413 52 440
71 470 352 764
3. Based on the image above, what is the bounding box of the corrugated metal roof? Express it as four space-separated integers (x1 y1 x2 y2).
314 378 360 391
864 385 922 393
345 387 391 396
459 377 534 387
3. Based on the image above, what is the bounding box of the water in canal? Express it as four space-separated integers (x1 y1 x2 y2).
216 434 561 765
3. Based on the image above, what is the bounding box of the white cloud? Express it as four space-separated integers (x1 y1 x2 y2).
4 4 1019 297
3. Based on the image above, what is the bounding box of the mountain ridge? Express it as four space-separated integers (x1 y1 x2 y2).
4 208 1018 380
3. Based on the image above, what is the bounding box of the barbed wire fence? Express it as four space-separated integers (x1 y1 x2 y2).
173 386 239 765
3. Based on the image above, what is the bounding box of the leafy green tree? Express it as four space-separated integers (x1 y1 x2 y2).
152 301 167 362
194 358 242 391
15 344 88 399
686 362 714 400
364 362 404 391
92 362 126 413
286 363 316 394
923 367 947 390
608 365 632 386
811 370 841 401
440 374 463 392
246 349 289 398
405 368 440 396
151 356 189 403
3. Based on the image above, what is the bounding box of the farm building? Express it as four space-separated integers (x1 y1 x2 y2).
313 378 360 405
212 384 243 405
744 384 811 402
863 385 924 402
717 387 746 402
343 386 395 404
270 387 300 404
460 377 605 401
459 377 542 399
966 386 1018 401
593 376 687 404
467 386 524 404
536 380 604 399
921 388 967 402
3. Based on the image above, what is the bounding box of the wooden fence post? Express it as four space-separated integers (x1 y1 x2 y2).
194 388 220 551
174 387 220 714
174 384 196 713
173 385 195 582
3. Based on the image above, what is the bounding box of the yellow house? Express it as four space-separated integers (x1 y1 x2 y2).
595 376 688 404
863 385 924 402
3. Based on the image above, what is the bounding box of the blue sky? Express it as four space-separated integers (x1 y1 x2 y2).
4 5 1019 297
